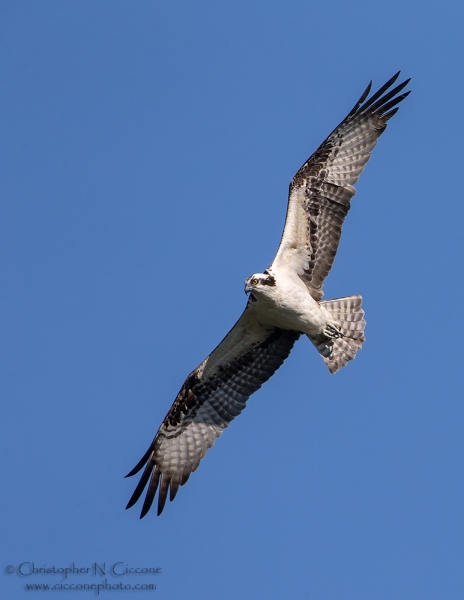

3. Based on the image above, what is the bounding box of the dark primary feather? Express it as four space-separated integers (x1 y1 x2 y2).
126 326 300 517
274 73 410 300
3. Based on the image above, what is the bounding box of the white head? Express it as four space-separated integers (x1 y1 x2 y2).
244 270 277 299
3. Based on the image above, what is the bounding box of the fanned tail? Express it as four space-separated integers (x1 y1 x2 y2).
316 295 366 374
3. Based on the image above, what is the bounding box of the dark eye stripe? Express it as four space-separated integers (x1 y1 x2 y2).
262 276 276 286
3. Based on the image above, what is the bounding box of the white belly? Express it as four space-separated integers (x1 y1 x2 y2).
251 281 327 337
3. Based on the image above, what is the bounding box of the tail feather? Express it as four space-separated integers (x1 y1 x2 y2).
317 295 366 374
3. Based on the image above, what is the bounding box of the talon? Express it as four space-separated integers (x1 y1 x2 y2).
323 322 343 339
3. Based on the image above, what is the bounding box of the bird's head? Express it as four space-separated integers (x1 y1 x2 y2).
244 270 276 297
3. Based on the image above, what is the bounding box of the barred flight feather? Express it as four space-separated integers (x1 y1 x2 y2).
126 321 299 516
272 71 410 300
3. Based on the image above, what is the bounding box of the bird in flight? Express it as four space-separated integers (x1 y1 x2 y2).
126 72 410 517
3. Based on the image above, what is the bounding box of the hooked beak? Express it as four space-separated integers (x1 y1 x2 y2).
244 282 252 295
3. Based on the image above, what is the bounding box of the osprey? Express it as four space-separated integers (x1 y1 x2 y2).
126 73 410 517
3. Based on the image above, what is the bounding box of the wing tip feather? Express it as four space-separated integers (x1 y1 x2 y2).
139 467 161 519
157 475 169 516
358 74 411 118
124 445 154 478
125 452 156 510
347 80 372 116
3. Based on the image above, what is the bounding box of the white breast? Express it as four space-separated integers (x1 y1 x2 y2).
252 272 327 337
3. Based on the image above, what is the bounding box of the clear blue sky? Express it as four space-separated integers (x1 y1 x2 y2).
1 1 463 599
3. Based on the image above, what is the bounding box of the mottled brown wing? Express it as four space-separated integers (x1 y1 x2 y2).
271 72 410 300
125 307 300 517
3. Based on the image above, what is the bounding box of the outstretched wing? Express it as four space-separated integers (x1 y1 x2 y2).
125 305 300 517
271 72 410 300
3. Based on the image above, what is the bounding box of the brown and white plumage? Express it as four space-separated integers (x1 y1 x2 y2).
271 72 410 301
126 311 299 516
126 73 410 517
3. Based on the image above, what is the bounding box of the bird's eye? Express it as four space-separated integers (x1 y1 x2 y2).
251 278 259 285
